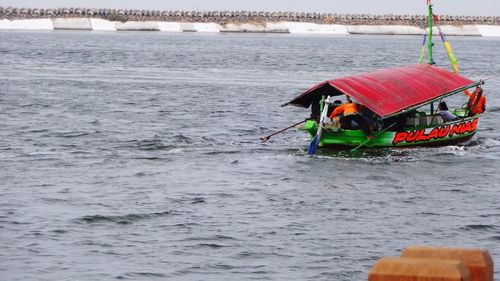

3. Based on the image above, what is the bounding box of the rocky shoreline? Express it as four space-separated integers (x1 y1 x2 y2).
1 6 499 27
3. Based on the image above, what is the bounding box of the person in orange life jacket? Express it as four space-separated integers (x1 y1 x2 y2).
466 87 486 116
327 99 343 117
329 97 374 140
326 99 344 128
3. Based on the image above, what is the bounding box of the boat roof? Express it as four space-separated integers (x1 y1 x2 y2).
286 64 478 118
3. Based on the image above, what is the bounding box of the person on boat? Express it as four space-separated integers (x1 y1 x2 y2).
325 100 343 128
465 87 486 116
438 102 459 122
359 106 379 131
382 114 407 131
327 100 343 116
329 98 374 140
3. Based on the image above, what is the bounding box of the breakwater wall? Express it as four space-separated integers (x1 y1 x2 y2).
1 7 500 36
1 18 500 36
1 7 499 27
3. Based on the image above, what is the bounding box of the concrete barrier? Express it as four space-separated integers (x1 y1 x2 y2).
192 23 220 32
1 17 500 37
220 23 241 32
90 18 115 31
52 18 92 30
475 25 500 37
115 21 159 31
430 25 481 36
347 25 424 35
157 22 181 32
311 24 348 35
284 22 325 33
220 23 267 32
265 22 289 33
179 23 196 32
284 22 348 35
0 19 10 29
3 19 53 30
241 23 266 32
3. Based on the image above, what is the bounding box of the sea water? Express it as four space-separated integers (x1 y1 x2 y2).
0 31 499 280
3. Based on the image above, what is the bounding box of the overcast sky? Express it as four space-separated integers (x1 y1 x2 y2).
1 0 499 16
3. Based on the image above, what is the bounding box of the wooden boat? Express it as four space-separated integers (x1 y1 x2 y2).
285 64 483 150
280 0 486 153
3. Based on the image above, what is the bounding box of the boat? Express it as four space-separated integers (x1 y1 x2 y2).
280 0 487 153
285 64 483 150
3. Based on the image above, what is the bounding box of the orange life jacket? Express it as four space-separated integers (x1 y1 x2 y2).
466 88 486 115
329 103 361 119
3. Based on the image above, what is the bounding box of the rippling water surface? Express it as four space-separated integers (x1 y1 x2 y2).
1 31 499 280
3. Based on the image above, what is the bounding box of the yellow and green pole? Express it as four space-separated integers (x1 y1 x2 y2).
427 0 435 65
419 34 427 64
435 16 460 73
426 0 435 114
423 1 470 96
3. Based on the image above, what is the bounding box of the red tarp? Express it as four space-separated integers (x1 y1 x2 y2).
287 64 476 117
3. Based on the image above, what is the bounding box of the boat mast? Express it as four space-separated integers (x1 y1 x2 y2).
427 0 435 65
426 0 436 114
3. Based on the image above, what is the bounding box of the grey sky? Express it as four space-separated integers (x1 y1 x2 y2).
1 0 499 16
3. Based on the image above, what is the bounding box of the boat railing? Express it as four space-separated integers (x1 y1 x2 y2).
405 115 444 127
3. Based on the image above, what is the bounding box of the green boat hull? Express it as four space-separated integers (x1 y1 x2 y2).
301 116 479 149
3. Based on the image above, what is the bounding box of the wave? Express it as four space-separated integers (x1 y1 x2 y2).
489 235 500 241
48 131 91 138
459 224 497 231
196 243 226 248
487 106 500 112
115 135 193 152
180 234 237 242
76 211 174 225
136 139 175 151
476 137 500 148
121 272 167 278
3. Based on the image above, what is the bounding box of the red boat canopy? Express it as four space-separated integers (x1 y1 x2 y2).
286 64 477 118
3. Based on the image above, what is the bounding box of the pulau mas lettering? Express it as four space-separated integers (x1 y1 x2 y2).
392 118 478 145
